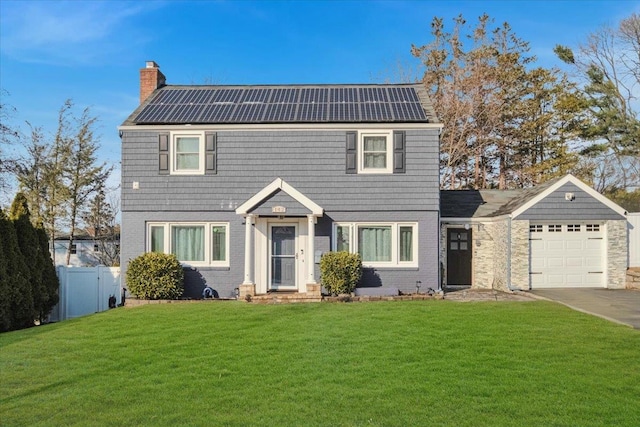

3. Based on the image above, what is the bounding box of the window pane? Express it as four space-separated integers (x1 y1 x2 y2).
151 226 165 253
363 136 387 169
358 226 392 262
176 137 200 152
211 226 226 261
172 226 204 261
363 136 386 151
175 137 200 170
364 153 387 168
176 153 200 170
336 226 350 252
399 226 413 262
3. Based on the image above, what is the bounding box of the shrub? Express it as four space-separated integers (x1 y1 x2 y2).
126 252 184 300
320 251 362 296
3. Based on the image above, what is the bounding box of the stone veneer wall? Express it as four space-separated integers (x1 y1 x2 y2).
607 219 628 289
471 222 494 289
510 220 530 290
488 220 510 292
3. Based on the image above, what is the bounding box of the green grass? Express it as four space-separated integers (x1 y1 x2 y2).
1 301 639 426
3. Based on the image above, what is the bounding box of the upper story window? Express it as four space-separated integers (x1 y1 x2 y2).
171 132 204 174
158 131 216 176
346 130 405 175
359 132 392 174
174 135 202 173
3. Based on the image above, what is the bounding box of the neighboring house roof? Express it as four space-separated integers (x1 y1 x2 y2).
121 83 439 126
441 175 628 219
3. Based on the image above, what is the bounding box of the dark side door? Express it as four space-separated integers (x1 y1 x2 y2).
447 228 472 285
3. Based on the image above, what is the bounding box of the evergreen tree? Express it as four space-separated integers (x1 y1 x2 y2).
9 193 38 328
35 222 59 321
0 209 11 331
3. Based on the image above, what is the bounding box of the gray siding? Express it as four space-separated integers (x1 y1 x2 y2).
121 127 441 296
121 129 440 213
517 183 625 221
121 210 440 297
250 190 311 216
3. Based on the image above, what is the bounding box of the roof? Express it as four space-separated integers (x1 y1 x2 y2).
122 83 439 126
440 189 524 218
440 175 628 219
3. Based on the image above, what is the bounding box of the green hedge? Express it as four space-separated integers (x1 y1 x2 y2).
320 251 362 296
126 252 184 300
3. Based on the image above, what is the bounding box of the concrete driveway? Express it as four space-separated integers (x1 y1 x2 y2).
529 288 640 329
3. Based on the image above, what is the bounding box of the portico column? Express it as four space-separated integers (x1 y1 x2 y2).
307 214 316 284
243 214 255 285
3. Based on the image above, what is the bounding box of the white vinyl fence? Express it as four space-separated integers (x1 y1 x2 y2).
629 213 640 268
49 266 121 322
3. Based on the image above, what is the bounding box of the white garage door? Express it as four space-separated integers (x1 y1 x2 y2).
529 223 605 288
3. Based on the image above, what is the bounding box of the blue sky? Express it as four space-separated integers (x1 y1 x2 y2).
1 0 639 200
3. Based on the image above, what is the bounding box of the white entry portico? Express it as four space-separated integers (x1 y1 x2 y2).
236 178 323 295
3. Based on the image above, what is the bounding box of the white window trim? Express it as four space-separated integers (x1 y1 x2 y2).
170 131 205 175
146 222 230 267
358 130 393 174
332 222 418 268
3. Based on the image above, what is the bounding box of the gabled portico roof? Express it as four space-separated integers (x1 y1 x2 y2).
235 178 324 216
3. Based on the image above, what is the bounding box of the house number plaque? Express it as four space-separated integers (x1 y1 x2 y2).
272 206 287 213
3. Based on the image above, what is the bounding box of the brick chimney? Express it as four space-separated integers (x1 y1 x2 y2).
139 61 166 104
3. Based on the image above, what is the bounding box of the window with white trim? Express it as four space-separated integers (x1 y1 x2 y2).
359 131 393 174
171 132 204 174
147 222 229 267
333 222 418 267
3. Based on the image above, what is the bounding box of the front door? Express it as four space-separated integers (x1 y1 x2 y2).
447 228 472 285
269 225 297 290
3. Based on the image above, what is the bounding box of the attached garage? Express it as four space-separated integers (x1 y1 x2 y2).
440 175 629 292
529 222 605 288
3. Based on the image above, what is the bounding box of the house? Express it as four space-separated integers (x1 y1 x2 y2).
440 175 628 291
119 61 443 299
53 233 120 267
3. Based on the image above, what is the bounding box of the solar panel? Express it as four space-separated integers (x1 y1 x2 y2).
329 103 360 121
210 89 242 103
240 88 272 103
135 104 177 123
271 88 298 103
330 87 358 103
199 103 237 123
170 103 204 123
232 103 267 122
264 103 297 122
300 88 328 103
297 103 327 121
133 85 428 124
360 87 388 103
360 102 393 121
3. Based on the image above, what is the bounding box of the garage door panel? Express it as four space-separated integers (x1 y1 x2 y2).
566 257 584 268
547 258 564 268
566 240 584 251
529 223 604 289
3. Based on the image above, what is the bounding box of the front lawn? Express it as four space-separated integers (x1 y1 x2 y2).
1 301 639 426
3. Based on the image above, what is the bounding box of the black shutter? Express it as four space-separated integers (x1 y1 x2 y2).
346 131 357 174
159 133 169 174
393 131 405 174
205 132 217 174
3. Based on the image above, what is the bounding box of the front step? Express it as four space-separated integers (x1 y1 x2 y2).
250 292 322 304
